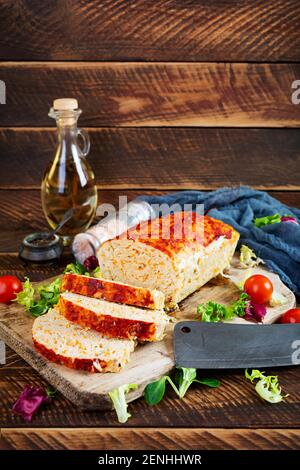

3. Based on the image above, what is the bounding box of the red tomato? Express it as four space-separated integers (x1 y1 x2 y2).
0 275 23 303
244 274 273 304
281 308 300 324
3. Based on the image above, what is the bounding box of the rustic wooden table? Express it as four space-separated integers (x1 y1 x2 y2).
0 190 299 450
0 0 300 450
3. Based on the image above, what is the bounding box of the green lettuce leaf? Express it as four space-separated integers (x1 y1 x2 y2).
14 277 61 317
239 245 263 268
254 214 281 228
196 292 249 323
245 369 288 404
144 368 220 405
63 262 101 278
14 277 35 310
108 384 138 423
63 261 88 276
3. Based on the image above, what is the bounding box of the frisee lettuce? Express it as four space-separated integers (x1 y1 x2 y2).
14 277 61 317
245 369 288 404
108 384 138 423
63 261 102 278
91 266 102 278
239 245 263 268
196 292 250 322
14 277 35 310
269 291 287 307
63 261 87 275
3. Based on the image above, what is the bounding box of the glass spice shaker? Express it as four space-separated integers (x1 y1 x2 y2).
41 98 98 245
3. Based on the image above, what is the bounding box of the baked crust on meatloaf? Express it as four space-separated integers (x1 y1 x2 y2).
62 273 165 310
97 211 239 308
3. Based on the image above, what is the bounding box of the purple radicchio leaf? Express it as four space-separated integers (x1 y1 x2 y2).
280 216 299 225
12 385 51 422
244 301 267 323
244 299 252 319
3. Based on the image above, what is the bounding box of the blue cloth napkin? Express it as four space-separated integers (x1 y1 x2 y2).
140 186 300 298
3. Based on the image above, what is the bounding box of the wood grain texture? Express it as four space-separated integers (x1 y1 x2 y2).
1 345 300 428
2 427 300 450
0 63 299 127
1 128 300 189
0 0 299 62
0 190 299 254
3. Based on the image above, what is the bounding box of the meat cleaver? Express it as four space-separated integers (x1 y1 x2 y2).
173 322 300 369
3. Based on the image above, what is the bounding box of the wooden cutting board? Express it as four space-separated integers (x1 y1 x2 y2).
0 260 295 410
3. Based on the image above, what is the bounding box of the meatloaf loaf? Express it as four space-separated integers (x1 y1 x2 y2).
97 211 239 309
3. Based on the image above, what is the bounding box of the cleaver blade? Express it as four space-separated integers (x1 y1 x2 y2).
174 322 300 369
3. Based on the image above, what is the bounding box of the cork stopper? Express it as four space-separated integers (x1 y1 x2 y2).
53 98 78 111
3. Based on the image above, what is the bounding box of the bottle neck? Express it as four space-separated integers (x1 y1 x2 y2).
57 121 78 142
49 108 81 143
55 120 81 164
49 108 88 159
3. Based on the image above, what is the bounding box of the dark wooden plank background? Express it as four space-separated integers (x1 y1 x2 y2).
0 62 299 127
1 128 299 189
0 0 299 62
2 427 300 450
0 0 300 450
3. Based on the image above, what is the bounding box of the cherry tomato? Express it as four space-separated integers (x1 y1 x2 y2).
0 275 23 303
244 274 273 304
281 308 300 324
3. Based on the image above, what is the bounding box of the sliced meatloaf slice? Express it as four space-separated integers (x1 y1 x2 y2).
58 292 169 341
32 308 135 373
61 273 165 310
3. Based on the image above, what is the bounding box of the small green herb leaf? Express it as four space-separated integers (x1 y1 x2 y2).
195 378 220 388
145 368 220 405
144 377 167 405
46 386 57 398
175 367 197 399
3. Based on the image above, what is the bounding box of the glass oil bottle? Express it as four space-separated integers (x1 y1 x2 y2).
41 98 98 245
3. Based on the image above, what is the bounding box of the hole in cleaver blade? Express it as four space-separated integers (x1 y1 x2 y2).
173 321 300 369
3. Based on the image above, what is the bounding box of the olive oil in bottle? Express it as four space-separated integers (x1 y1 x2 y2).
41 99 97 244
